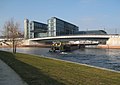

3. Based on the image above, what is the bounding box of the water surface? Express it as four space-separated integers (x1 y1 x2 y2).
1 47 120 71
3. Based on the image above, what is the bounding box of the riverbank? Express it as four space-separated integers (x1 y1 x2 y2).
0 51 120 85
98 45 120 49
0 44 51 48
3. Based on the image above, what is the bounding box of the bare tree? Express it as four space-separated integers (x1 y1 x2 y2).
2 19 23 53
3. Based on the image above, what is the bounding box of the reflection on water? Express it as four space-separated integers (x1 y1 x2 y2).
1 47 120 71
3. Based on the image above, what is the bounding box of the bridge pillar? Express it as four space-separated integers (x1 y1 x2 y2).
98 36 120 49
106 36 120 46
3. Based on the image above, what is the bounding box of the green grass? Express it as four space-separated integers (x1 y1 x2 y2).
0 51 120 85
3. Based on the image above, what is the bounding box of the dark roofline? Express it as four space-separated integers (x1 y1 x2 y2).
86 30 107 33
51 17 79 28
32 21 48 26
77 30 107 34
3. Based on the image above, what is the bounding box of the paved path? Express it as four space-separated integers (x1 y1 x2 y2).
0 59 28 85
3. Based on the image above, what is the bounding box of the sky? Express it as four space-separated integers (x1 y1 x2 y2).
0 0 120 35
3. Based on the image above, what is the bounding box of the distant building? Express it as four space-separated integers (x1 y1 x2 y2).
24 19 48 39
24 19 30 39
24 17 107 39
30 21 48 38
47 17 79 36
75 30 107 35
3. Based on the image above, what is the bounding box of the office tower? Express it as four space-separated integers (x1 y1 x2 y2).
47 17 79 37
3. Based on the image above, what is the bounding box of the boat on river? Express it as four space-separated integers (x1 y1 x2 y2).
49 42 81 52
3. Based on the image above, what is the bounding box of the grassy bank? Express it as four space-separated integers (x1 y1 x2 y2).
0 51 120 85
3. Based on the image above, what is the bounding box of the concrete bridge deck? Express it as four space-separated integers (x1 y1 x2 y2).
29 35 120 41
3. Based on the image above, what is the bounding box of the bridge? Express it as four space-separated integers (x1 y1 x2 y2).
27 35 120 48
29 35 112 41
1 35 120 48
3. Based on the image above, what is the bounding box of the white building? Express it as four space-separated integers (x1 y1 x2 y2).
24 19 30 39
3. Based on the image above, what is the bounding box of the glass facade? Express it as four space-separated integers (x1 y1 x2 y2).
24 18 107 39
30 21 48 38
47 17 79 37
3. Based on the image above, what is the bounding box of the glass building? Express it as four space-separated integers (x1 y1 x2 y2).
47 17 79 36
24 18 107 39
30 21 48 38
24 19 48 39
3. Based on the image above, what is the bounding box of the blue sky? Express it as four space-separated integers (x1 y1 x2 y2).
0 0 120 34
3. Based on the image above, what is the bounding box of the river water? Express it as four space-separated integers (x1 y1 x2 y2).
1 47 120 71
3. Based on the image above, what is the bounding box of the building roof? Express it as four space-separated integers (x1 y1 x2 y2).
50 17 79 28
75 30 107 35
